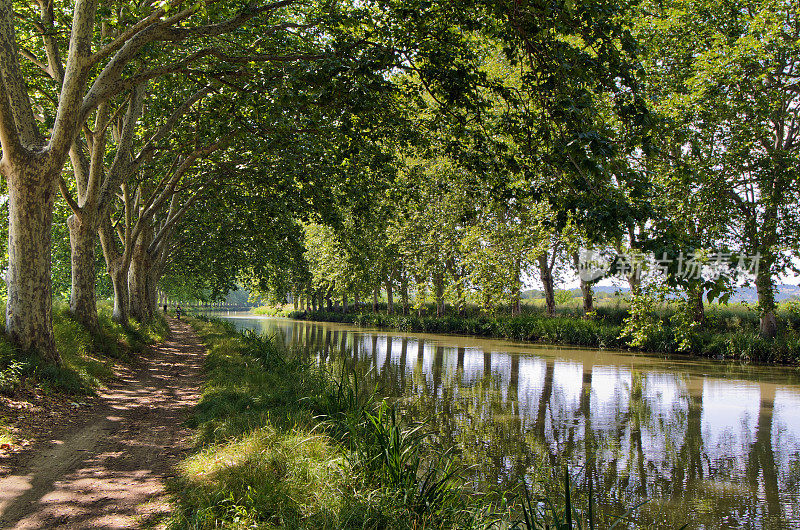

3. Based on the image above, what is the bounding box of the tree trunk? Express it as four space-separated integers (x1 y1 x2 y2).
400 273 409 315
128 253 152 322
386 273 394 315
414 274 425 316
482 288 492 313
538 254 556 317
756 255 778 339
128 226 154 323
455 282 465 316
5 170 59 361
67 214 99 329
627 272 641 297
373 284 379 313
99 221 128 323
354 291 360 312
433 271 445 316
108 264 130 324
688 281 705 325
580 280 594 316
342 293 348 313
511 259 522 316
572 252 594 317
326 282 334 311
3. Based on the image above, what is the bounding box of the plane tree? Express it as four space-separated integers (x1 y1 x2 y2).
636 0 800 337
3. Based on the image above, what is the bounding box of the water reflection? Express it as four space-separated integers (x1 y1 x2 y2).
211 312 800 529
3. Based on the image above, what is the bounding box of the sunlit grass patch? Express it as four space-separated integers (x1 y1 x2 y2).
0 419 14 447
174 425 351 528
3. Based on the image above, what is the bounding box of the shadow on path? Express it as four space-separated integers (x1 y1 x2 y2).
0 319 204 529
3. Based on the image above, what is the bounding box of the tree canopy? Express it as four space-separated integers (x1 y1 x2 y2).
0 0 797 361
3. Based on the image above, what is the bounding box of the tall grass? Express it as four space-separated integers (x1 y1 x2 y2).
172 317 476 528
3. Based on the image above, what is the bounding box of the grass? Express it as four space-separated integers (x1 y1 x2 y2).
170 317 490 528
290 302 800 363
0 300 170 396
251 304 296 317
170 317 685 529
169 318 428 528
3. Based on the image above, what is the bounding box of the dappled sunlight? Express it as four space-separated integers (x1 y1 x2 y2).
0 320 204 528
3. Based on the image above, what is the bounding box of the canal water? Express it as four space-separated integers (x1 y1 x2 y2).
210 312 800 529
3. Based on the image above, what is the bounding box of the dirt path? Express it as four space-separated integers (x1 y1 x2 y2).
0 319 204 529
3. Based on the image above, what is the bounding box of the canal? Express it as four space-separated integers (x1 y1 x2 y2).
210 312 800 529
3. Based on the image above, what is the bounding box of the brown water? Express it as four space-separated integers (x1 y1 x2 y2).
211 312 800 529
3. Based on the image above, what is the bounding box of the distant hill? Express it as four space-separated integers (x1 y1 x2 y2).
522 284 800 302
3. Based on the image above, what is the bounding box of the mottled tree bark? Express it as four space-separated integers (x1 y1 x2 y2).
385 272 394 315
400 273 409 315
433 271 445 316
128 226 154 322
68 214 98 329
128 255 153 322
756 254 778 338
5 168 59 361
538 254 556 317
99 219 128 322
325 282 334 311
580 281 594 316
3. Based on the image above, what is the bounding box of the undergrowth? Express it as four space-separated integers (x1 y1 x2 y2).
291 307 800 363
0 300 170 396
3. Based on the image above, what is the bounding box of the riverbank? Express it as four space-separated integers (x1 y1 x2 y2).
170 316 618 529
289 306 800 363
251 303 295 317
0 302 170 452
